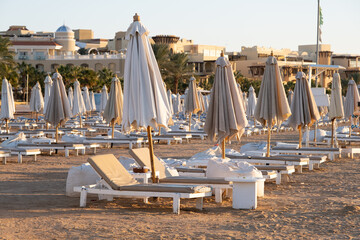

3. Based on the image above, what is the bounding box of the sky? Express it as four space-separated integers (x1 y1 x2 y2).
1 0 359 54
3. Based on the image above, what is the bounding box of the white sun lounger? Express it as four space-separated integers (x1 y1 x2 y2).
271 146 340 161
73 154 212 214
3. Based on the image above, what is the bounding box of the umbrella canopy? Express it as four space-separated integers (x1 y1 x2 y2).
100 85 108 112
1 78 15 120
246 86 257 118
103 77 123 125
329 73 344 120
254 55 291 156
254 56 291 127
82 86 92 112
288 90 294 108
204 55 248 144
203 94 209 112
90 91 96 111
72 80 86 117
122 14 172 183
344 79 360 118
167 90 174 115
184 77 200 114
243 92 248 112
29 82 44 113
122 14 172 131
44 72 72 126
43 74 53 114
287 71 320 130
68 87 73 110
173 93 182 114
197 91 205 114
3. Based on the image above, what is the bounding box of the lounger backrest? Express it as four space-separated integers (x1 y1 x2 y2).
88 154 137 190
129 148 167 179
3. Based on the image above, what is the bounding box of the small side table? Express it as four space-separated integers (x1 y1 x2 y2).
225 177 265 210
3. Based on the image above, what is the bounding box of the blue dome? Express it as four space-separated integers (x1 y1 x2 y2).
56 25 72 32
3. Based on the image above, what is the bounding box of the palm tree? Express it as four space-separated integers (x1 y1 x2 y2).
167 53 192 93
152 43 170 77
0 36 15 67
17 62 33 101
98 68 115 90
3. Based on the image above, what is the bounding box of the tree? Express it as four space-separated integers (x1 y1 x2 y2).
167 52 192 93
0 36 15 67
152 43 170 78
98 67 115 90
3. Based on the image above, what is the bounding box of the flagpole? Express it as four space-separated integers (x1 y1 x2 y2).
315 0 320 87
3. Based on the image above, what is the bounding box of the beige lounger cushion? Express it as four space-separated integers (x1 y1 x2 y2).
130 148 167 179
120 184 211 193
160 176 230 185
88 154 138 190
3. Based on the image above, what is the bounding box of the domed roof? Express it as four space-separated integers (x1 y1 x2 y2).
56 25 72 32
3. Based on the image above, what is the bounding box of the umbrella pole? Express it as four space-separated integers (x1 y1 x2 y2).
111 119 115 139
80 115 83 128
299 126 302 148
221 139 225 159
266 123 271 157
253 117 256 128
147 126 156 183
189 113 191 131
55 123 60 143
331 119 335 148
5 119 8 133
349 117 352 138
35 112 38 123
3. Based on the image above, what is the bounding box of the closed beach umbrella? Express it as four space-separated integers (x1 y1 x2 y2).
204 54 248 159
247 86 257 127
254 54 291 156
173 93 182 115
100 85 108 112
68 87 73 110
243 92 248 112
82 86 92 112
288 90 294 107
29 82 44 122
328 72 344 147
122 13 172 182
103 77 123 138
44 71 71 142
344 79 360 137
43 74 52 114
90 91 96 111
72 80 86 127
167 90 174 115
184 76 200 130
198 91 205 115
287 71 320 147
1 78 15 132
203 94 209 113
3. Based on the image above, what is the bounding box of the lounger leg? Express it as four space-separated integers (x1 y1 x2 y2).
81 149 85 155
3 157 6 165
34 154 37 162
173 194 181 214
196 197 203 210
276 173 281 185
65 149 69 158
80 187 88 207
18 154 22 164
215 188 223 203
76 150 79 156
93 147 96 154
129 142 132 149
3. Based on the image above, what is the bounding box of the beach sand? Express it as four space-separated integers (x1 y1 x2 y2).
0 130 359 239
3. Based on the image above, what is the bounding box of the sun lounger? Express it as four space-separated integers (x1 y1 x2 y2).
0 150 11 164
10 148 41 163
17 143 86 157
167 131 207 140
271 146 340 161
226 154 309 173
73 154 212 214
84 137 144 149
129 148 262 204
